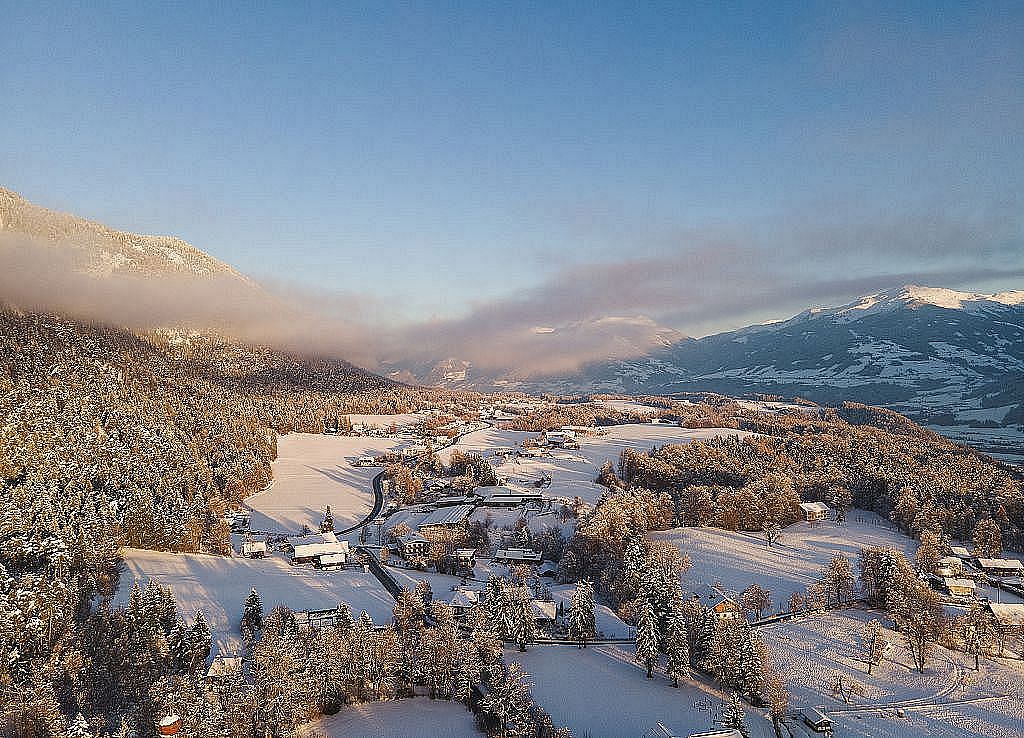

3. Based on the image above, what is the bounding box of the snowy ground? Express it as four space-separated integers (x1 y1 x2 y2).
297 697 481 738
513 644 774 738
652 512 917 607
443 424 753 507
246 432 408 534
116 548 396 653
760 609 1024 738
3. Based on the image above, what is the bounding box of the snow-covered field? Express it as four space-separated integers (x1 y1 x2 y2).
761 610 1024 738
246 432 406 534
116 548 396 653
297 697 481 738
443 424 753 506
514 644 773 738
652 512 916 605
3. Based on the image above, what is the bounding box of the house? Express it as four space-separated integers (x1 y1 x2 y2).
206 655 243 682
543 429 576 448
798 501 830 522
294 607 347 630
494 548 543 565
157 715 182 737
934 556 962 577
538 561 559 578
473 485 544 507
291 532 350 566
318 552 347 570
987 602 1024 627
977 558 1024 577
531 600 557 624
402 444 428 458
943 577 976 598
709 595 743 620
229 513 250 533
241 538 267 559
799 707 833 734
355 455 384 467
398 532 430 559
418 504 475 530
454 548 477 568
450 588 483 616
950 545 973 559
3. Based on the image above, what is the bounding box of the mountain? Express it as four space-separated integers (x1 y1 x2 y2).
0 187 250 282
503 286 1024 460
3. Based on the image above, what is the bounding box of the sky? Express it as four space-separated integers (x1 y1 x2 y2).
2 1 1023 370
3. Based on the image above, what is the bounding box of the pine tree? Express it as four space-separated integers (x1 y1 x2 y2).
68 712 92 738
480 662 533 738
188 610 212 673
664 603 689 687
721 692 750 738
240 588 263 643
335 601 355 632
321 505 334 533
567 579 596 648
634 596 659 679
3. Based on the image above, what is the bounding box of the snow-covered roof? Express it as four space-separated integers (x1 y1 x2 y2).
398 532 429 544
319 552 347 564
419 504 474 527
450 590 481 609
207 655 243 678
943 577 975 589
989 603 1024 623
531 600 557 620
977 558 1024 571
798 501 830 513
950 546 972 558
495 548 542 562
293 539 350 558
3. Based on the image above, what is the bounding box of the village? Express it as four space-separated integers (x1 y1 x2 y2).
119 397 1024 738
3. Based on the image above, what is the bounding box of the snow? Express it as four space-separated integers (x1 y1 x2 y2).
115 548 396 653
760 609 1024 738
246 432 405 534
436 423 750 510
514 644 773 738
652 512 916 604
297 697 481 738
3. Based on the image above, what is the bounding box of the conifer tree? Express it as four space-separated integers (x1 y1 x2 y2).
240 588 263 643
567 580 596 648
664 603 689 687
634 596 659 679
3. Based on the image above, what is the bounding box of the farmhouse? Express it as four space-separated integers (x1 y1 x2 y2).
418 504 474 530
450 588 483 616
798 501 830 522
977 558 1024 577
397 532 430 559
454 548 477 567
709 595 743 620
934 556 962 577
294 607 347 630
543 429 577 448
206 654 243 683
799 707 833 734
531 600 557 624
943 577 976 598
494 548 543 565
240 538 268 559
473 485 544 507
950 545 973 559
290 532 350 566
987 602 1024 626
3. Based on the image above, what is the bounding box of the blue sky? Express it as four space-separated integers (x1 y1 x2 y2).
2 1 1022 345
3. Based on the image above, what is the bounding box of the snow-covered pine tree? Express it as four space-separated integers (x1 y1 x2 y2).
321 505 334 532
188 610 212 673
567 579 596 648
634 595 659 679
721 692 750 737
480 662 533 738
664 603 689 687
240 587 263 643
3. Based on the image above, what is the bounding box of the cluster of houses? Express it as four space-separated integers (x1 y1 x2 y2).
926 544 1024 602
286 531 351 569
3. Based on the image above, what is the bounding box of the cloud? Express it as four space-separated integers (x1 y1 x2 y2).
2 191 1021 382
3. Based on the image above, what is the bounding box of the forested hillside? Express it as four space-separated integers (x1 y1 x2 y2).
0 308 465 733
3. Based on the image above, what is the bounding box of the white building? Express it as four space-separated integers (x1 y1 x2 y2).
798 501 830 522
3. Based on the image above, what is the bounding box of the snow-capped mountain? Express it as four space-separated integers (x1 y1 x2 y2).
521 286 1024 459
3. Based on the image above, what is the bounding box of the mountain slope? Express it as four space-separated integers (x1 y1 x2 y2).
0 187 250 282
525 286 1024 459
